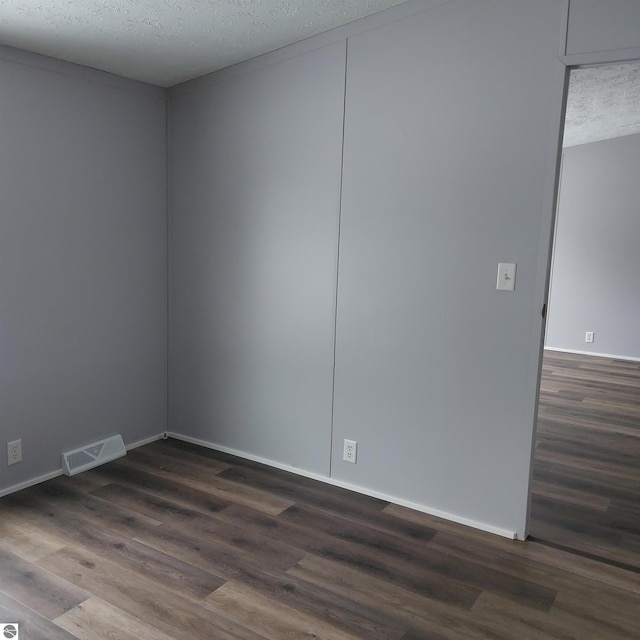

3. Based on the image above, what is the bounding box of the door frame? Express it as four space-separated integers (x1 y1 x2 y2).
524 47 640 539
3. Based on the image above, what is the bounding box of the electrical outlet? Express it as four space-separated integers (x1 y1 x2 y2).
585 331 594 343
343 439 357 464
7 439 22 465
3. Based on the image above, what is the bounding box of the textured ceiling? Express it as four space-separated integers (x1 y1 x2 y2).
3 2 640 141
564 62 640 147
0 0 406 87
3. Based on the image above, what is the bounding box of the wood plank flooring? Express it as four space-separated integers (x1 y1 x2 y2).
1 431 639 639
531 350 640 572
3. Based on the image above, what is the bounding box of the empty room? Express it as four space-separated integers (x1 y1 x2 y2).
1 1 639 639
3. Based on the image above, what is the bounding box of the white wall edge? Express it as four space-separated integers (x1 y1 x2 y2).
523 45 571 539
544 346 640 363
166 432 518 540
0 432 165 498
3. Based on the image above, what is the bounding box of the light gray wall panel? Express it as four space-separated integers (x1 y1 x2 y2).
546 134 640 358
0 58 167 492
169 43 345 474
332 0 566 535
567 0 640 55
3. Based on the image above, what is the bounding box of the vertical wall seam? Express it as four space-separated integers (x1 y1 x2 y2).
562 0 571 56
165 92 171 437
329 38 349 479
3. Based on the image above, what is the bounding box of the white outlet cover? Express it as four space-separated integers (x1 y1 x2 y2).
343 439 357 464
7 439 22 465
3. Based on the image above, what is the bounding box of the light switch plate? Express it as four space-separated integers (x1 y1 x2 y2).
496 263 516 291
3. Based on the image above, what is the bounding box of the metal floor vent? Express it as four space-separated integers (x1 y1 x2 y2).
61 434 126 476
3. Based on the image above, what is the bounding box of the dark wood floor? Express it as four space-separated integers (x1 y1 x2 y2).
531 349 640 573
2 433 640 639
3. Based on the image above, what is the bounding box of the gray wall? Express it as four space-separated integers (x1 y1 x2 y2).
168 0 567 537
331 0 565 534
546 134 640 358
0 50 167 494
5 0 639 535
169 43 346 474
567 0 640 55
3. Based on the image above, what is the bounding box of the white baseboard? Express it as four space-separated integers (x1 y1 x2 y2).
2 430 519 539
544 346 640 363
126 433 166 451
166 432 518 540
0 432 165 498
0 469 64 498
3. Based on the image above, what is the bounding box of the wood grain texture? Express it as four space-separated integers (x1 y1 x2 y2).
55 597 177 640
1 433 639 639
0 591 78 640
0 516 67 562
206 581 364 640
0 546 89 620
531 350 640 572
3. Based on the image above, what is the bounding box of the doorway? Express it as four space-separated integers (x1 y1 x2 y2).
529 62 640 571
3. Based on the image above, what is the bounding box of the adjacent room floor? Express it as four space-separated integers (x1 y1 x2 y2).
530 349 640 572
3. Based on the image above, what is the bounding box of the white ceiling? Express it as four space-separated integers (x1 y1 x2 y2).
564 62 640 147
0 0 406 87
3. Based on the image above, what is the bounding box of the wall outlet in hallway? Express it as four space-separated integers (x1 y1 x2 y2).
7 439 22 465
585 331 594 343
343 439 357 464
